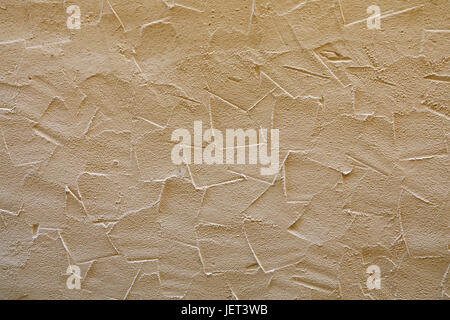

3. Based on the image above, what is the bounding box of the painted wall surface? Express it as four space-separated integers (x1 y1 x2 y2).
0 0 448 300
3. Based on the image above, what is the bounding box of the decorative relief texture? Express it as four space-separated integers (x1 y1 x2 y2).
0 0 448 300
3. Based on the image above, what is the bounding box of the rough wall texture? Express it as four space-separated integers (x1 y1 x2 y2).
0 0 448 300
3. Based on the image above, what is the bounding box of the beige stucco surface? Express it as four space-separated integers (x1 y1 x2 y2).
0 0 449 300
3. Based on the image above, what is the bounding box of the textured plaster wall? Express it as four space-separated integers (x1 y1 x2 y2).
0 0 449 300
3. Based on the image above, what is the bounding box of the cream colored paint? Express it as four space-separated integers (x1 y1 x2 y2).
0 0 448 300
